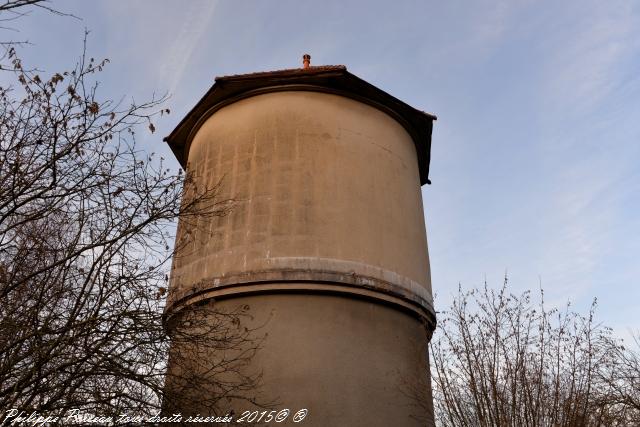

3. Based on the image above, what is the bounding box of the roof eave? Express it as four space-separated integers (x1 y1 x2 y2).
164 68 435 185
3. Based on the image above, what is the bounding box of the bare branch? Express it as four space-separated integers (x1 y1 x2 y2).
429 279 640 426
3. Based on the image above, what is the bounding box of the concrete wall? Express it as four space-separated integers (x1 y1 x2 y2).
164 90 435 426
165 293 434 426
168 91 432 312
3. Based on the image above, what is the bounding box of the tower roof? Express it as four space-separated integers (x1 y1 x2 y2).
164 64 436 185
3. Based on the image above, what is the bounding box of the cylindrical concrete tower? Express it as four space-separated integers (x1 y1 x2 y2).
163 58 437 426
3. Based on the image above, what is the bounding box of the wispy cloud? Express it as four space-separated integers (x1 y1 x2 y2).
541 1 639 117
157 1 217 96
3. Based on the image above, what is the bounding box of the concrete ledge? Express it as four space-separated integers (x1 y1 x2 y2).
165 268 436 332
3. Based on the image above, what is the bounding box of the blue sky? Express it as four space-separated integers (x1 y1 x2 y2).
10 0 639 338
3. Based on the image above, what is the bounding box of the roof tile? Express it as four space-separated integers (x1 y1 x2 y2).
215 65 347 81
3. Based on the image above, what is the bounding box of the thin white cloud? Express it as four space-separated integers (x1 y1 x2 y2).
157 1 217 96
542 1 638 117
512 1 640 305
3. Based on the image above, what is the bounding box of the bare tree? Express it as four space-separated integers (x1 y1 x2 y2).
429 278 640 427
600 332 640 422
0 3 264 420
0 0 70 44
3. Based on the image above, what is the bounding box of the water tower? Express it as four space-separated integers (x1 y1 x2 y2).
163 55 437 426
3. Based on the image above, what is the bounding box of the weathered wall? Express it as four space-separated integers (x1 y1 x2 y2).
164 90 435 426
168 91 432 313
165 293 434 426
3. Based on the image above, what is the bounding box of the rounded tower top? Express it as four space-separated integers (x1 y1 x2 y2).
164 60 436 185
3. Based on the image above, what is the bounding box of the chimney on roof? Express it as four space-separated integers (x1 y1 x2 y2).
302 53 311 69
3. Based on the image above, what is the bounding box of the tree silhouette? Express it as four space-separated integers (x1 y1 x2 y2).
0 1 263 419
430 279 640 426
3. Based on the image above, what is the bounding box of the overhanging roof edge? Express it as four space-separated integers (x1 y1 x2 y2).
164 68 435 185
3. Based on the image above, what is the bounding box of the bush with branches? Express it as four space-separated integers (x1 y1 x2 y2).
430 279 640 427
